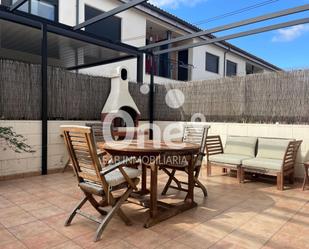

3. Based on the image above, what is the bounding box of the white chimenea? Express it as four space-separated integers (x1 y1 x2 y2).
101 66 141 139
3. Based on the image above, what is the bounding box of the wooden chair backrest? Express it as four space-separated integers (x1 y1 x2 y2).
61 125 107 187
182 125 210 167
205 135 224 160
85 123 104 142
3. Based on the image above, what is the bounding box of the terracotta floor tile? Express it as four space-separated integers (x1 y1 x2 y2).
20 229 68 249
6 191 40 205
220 229 267 249
42 213 97 239
0 206 25 218
0 240 28 249
0 228 17 246
19 200 53 212
155 239 193 249
50 240 83 249
8 220 52 240
149 213 200 238
102 240 137 249
174 222 226 249
209 240 249 249
124 229 170 249
0 169 308 248
73 232 121 249
0 211 37 228
0 197 14 209
29 205 65 219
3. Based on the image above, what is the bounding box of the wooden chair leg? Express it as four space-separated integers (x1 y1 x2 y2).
117 208 132 226
207 162 211 176
194 177 208 197
237 167 241 183
161 168 180 195
86 193 108 216
240 168 245 183
302 167 308 191
64 196 88 226
277 172 284 191
62 159 71 173
94 187 133 242
289 172 294 184
302 177 305 191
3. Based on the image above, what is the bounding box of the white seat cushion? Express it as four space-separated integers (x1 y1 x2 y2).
257 138 291 160
105 167 141 187
209 153 253 166
224 136 257 157
242 158 283 171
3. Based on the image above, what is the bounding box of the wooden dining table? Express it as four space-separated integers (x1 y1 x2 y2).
98 140 200 228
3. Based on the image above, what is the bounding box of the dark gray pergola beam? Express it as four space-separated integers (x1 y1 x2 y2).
9 0 28 11
154 17 309 55
74 0 147 30
140 4 309 51
66 55 136 70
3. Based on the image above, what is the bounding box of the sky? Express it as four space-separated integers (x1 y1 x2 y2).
149 0 309 70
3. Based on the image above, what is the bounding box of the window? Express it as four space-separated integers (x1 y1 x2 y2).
8 0 58 21
84 5 121 42
226 60 237 76
206 52 219 74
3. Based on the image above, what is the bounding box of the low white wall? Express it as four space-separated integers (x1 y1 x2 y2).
0 120 96 177
155 121 309 178
0 120 308 178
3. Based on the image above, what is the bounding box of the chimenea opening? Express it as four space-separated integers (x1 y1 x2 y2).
113 106 139 128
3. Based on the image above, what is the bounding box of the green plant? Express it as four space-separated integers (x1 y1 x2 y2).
0 127 35 153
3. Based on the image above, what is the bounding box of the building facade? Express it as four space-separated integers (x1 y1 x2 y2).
1 0 281 83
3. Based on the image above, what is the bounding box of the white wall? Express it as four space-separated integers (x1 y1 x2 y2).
0 120 93 177
1 120 308 179
190 40 247 81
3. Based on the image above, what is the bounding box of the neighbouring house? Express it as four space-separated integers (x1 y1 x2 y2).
0 0 281 83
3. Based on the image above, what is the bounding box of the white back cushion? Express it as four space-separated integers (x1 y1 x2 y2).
257 138 291 160
224 136 257 157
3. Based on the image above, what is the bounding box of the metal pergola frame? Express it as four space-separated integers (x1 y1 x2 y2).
74 0 147 30
154 17 309 55
1 1 308 176
140 4 309 51
0 3 146 175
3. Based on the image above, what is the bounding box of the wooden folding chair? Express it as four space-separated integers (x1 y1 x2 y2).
161 125 210 197
61 125 140 242
62 123 109 172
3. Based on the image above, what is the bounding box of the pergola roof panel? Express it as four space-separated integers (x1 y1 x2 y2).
0 7 139 70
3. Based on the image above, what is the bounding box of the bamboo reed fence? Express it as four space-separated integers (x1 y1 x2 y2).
0 59 308 123
0 59 148 120
155 70 309 123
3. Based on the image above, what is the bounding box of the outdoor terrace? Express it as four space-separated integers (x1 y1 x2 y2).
0 167 308 249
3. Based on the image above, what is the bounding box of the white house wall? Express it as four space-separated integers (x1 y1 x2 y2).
190 40 247 81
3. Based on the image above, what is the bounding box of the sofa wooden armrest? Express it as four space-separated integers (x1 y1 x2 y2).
206 135 224 159
205 135 225 177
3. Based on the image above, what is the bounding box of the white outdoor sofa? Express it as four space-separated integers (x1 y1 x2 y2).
206 136 302 190
241 138 302 190
206 136 257 183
